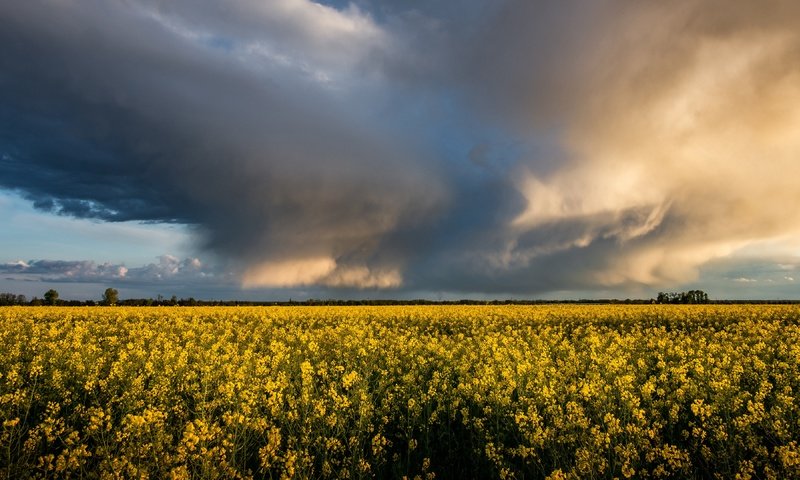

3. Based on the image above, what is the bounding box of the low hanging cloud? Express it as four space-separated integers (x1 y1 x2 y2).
2 0 800 296
1 256 217 285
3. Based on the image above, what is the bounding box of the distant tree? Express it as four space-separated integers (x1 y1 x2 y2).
43 289 59 305
0 293 26 305
656 290 709 304
102 288 119 306
684 289 709 304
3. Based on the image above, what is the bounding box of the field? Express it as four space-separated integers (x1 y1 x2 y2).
1 305 799 479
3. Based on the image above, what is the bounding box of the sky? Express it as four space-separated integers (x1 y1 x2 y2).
2 0 800 301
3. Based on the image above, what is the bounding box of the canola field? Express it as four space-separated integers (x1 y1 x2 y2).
1 305 799 479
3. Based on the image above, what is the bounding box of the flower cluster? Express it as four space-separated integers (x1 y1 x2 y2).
1 305 799 478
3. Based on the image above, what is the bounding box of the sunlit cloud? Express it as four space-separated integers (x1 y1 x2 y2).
242 257 401 289
456 0 800 291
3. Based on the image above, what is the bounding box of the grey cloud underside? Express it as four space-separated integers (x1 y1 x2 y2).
3 0 800 295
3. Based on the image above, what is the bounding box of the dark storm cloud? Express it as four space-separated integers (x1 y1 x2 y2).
3 0 800 296
0 0 448 289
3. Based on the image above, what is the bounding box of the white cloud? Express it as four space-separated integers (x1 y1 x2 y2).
137 0 388 86
733 277 758 283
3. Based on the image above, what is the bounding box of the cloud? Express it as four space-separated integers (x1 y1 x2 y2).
0 0 446 290
0 260 128 280
412 0 800 293
0 256 218 285
2 0 800 296
733 277 758 284
241 256 401 289
134 0 389 86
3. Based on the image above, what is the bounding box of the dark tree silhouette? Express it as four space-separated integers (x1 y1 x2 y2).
0 293 26 305
43 289 59 306
656 290 709 304
102 288 119 306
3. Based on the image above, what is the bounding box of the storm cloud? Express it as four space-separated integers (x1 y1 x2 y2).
2 0 800 296
0 0 446 290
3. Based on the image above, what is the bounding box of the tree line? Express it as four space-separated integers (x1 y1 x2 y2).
4 288 799 306
1 291 662 306
655 290 709 304
1 288 120 306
